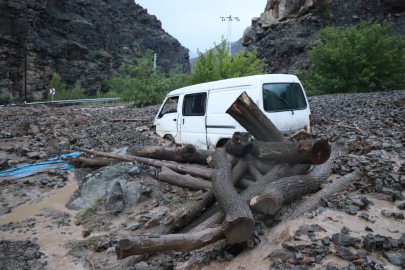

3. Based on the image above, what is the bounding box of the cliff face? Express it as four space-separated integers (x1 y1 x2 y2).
0 0 190 99
242 0 405 74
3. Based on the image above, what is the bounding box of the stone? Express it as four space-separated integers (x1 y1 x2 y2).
344 205 360 215
382 189 405 201
336 247 357 261
26 152 40 159
315 255 323 264
341 226 351 234
365 226 373 232
382 250 405 266
322 236 331 246
374 179 384 192
144 218 159 229
301 257 314 265
127 166 141 176
105 181 124 213
282 240 312 251
326 262 344 270
82 228 91 238
360 213 375 223
269 249 295 261
332 233 358 247
381 209 394 218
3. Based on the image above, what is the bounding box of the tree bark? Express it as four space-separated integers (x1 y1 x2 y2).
245 154 277 175
152 159 248 236
127 144 212 164
75 156 121 168
115 227 224 259
211 148 254 244
158 167 212 190
75 148 213 179
251 140 331 165
247 163 263 182
286 169 364 221
226 92 287 142
224 132 253 156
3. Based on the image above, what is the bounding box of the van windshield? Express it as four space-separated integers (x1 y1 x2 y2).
263 83 307 112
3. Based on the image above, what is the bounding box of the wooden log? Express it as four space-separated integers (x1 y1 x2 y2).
286 169 364 221
224 132 253 156
251 140 331 165
210 148 254 244
226 92 287 142
152 159 248 236
247 163 263 182
158 167 212 190
127 144 212 164
245 154 277 175
115 226 224 259
75 156 121 168
75 148 212 179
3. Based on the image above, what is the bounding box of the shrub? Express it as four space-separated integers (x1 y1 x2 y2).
0 95 11 105
302 22 405 94
190 39 267 84
46 73 87 101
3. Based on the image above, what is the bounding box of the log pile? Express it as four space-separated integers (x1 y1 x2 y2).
73 91 363 261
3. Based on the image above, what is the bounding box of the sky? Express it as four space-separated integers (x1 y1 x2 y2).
134 0 267 56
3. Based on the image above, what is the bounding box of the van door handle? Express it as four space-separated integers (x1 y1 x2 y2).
173 119 176 121
183 119 185 125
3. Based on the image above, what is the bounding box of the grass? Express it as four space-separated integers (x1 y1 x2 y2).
163 198 188 209
77 197 106 220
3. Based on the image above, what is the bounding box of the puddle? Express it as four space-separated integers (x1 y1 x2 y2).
0 172 86 270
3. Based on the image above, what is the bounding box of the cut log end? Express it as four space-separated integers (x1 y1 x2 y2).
223 216 255 244
250 194 281 215
310 140 331 165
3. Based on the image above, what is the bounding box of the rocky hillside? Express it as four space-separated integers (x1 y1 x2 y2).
242 0 405 74
0 0 191 99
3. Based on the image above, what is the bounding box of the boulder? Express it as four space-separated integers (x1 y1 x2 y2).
105 181 124 213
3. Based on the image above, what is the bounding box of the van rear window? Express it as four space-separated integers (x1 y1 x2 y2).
183 92 207 116
263 83 307 112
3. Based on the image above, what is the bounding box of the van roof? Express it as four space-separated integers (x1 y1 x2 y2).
167 74 299 96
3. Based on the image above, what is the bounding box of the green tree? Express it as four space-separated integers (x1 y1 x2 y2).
191 39 266 84
46 73 87 101
117 49 171 106
302 22 405 94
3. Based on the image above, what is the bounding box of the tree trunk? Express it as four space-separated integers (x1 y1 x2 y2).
247 163 263 182
211 148 254 244
76 148 213 179
286 170 364 221
75 156 121 168
158 167 212 190
251 140 331 165
127 144 212 164
116 227 224 259
226 92 287 142
224 132 254 156
152 159 248 236
245 154 277 175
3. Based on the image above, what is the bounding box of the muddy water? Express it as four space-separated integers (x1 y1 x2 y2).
0 172 86 270
206 194 405 270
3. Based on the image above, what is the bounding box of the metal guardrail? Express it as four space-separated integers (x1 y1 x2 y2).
0 97 120 107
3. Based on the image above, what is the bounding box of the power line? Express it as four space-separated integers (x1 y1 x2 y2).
220 15 240 55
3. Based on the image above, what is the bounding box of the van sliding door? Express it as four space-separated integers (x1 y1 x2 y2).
179 92 207 149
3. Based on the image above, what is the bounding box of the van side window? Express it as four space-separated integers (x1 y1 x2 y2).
263 83 307 112
183 93 207 116
158 96 179 118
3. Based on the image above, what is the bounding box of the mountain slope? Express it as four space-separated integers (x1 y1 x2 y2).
0 0 190 99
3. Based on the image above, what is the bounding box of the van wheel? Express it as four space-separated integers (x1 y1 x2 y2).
216 139 229 148
164 135 176 147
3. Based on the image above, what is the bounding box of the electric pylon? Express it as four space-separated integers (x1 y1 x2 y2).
220 15 240 55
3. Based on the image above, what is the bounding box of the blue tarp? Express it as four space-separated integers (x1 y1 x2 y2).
0 152 83 178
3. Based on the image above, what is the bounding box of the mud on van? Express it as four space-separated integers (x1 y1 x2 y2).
153 74 311 149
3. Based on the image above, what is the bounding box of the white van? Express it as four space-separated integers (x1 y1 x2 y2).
153 74 311 149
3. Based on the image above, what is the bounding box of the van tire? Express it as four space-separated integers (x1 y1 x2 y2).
216 138 229 148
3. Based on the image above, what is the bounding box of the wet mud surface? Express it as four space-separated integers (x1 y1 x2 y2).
0 91 404 270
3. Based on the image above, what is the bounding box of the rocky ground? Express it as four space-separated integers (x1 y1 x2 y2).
0 91 404 270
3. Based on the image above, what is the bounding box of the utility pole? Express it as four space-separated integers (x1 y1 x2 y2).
220 15 240 55
24 45 27 102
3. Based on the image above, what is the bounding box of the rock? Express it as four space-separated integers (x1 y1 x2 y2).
127 166 141 176
26 152 40 159
269 249 295 261
130 224 142 231
341 226 351 234
382 250 405 266
381 209 394 218
326 262 344 270
332 233 358 247
82 228 91 238
301 257 314 265
360 213 375 223
382 189 405 201
336 247 358 261
363 234 376 252
365 226 373 232
315 255 323 264
344 205 360 215
322 236 331 246
282 240 312 251
144 218 159 229
397 202 405 210
105 181 124 213
224 251 234 261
